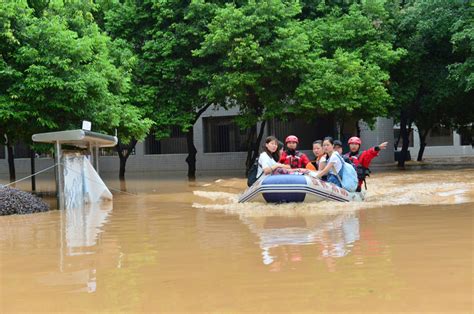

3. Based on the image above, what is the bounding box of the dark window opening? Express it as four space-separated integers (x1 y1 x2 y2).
13 142 31 158
460 126 473 146
145 126 187 154
268 116 336 152
204 117 251 153
426 126 453 146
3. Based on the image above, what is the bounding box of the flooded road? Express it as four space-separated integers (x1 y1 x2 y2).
1 168 473 313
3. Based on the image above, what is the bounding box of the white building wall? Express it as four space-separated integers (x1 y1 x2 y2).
408 126 473 158
359 118 395 164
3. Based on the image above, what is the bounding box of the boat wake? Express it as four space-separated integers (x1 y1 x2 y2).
192 170 474 217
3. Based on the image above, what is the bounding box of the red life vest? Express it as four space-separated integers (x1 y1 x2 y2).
344 147 381 191
280 151 310 169
344 152 361 167
344 147 380 169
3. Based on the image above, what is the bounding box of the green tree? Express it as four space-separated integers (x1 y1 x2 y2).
295 1 404 135
389 0 473 165
449 1 474 93
0 2 36 181
0 1 151 181
194 0 403 170
193 0 309 171
102 0 219 180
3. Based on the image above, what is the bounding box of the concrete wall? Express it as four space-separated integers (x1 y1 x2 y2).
1 107 472 176
405 126 473 159
359 118 395 164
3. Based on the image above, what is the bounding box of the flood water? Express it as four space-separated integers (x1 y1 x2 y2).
1 168 473 313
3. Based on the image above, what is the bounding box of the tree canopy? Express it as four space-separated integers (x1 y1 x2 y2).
1 0 472 179
0 1 152 179
1 1 151 141
389 0 473 163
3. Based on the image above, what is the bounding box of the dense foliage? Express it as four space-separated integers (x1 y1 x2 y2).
1 0 472 180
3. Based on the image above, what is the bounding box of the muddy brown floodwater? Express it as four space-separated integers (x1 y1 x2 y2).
1 168 473 313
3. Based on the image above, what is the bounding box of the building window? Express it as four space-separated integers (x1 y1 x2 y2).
460 126 473 146
268 116 335 150
100 147 120 157
13 142 31 158
203 117 250 153
145 126 187 154
426 126 453 146
393 129 414 148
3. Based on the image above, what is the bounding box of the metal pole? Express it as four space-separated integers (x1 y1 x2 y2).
94 145 99 174
89 143 94 167
55 141 64 210
30 149 36 192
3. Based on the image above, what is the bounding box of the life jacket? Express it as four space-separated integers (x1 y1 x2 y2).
344 151 360 167
308 155 324 170
280 150 310 169
344 147 380 191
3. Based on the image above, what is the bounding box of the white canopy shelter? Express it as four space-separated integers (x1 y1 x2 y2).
32 130 117 210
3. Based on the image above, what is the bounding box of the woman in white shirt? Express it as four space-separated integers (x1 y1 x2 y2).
316 137 343 187
257 136 290 177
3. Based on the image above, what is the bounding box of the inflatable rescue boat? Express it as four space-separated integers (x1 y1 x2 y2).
238 174 363 203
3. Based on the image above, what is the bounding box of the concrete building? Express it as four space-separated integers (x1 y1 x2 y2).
0 106 472 176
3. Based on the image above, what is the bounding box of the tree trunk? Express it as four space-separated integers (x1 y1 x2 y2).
356 120 361 138
7 144 15 183
185 128 197 181
338 118 345 140
245 121 266 176
184 104 211 181
120 178 127 192
30 149 36 192
244 125 257 175
398 111 411 168
119 156 127 179
116 139 137 180
244 87 265 175
417 128 430 162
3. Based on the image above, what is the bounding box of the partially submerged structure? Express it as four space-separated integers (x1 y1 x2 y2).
32 129 117 210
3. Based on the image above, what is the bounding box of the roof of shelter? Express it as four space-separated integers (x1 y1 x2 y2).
32 130 117 148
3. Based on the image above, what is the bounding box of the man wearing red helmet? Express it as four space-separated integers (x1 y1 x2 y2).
279 135 311 169
344 137 388 192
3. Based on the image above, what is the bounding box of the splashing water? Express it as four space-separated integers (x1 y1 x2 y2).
192 169 474 217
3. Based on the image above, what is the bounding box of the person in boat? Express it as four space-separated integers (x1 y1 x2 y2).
334 140 344 156
306 140 324 171
279 135 310 170
344 137 388 192
257 136 290 178
316 137 343 187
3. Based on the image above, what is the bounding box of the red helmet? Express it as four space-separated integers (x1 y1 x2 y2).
285 135 299 144
348 136 362 145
